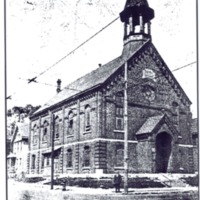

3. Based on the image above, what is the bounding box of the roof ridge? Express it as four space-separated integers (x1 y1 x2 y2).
64 56 121 90
32 41 149 117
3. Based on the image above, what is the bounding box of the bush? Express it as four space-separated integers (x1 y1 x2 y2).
180 175 199 186
24 177 45 183
45 176 165 188
21 190 31 200
128 177 165 188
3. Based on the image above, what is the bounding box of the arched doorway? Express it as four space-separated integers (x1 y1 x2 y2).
155 132 172 173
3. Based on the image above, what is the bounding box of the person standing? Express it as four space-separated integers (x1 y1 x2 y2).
113 172 122 193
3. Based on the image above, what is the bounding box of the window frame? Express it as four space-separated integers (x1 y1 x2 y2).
54 116 60 139
115 106 124 130
83 146 90 167
115 145 124 167
66 149 73 168
33 125 38 145
42 121 49 142
68 111 74 135
31 154 36 169
85 105 91 132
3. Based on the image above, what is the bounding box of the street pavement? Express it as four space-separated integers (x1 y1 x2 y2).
7 179 198 200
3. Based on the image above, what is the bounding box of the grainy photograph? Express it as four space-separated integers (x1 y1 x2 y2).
6 0 198 199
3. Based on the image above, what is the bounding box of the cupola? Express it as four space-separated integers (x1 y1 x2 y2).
120 0 154 44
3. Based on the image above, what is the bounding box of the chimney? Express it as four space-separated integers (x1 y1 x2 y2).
56 79 61 93
98 63 102 67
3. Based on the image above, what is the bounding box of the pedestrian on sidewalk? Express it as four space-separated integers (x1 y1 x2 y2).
113 172 122 193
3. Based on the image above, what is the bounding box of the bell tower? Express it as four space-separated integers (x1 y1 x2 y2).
120 0 154 45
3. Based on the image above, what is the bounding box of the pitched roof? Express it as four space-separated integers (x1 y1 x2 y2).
33 39 191 117
191 118 198 134
136 115 164 135
33 40 148 116
12 122 29 143
125 0 149 8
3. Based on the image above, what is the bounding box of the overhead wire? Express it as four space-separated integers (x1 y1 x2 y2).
34 59 197 111
27 16 120 83
7 60 196 100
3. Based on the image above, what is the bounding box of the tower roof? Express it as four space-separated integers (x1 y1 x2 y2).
125 0 149 8
120 0 154 23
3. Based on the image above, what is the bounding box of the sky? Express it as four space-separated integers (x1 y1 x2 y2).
6 0 197 117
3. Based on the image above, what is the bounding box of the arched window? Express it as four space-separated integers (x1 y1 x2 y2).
33 125 38 144
41 155 44 169
115 92 124 130
54 116 59 139
115 144 124 167
115 106 124 130
46 156 50 166
172 102 179 125
68 111 74 135
116 92 124 104
66 148 73 168
42 121 48 142
31 154 36 169
83 146 90 167
85 105 91 132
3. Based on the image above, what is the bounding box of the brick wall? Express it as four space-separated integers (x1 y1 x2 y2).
136 140 153 173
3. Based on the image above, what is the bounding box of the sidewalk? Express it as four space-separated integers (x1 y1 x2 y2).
8 179 198 200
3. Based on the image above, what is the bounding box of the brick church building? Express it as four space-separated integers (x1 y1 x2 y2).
27 0 197 176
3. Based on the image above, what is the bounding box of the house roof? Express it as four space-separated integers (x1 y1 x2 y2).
136 115 164 135
12 122 29 143
7 153 16 158
125 0 149 8
33 40 148 116
191 118 198 134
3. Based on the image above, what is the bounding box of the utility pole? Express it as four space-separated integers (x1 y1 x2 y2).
50 113 55 190
124 61 128 194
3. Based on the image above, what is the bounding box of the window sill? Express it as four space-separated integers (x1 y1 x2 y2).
67 135 74 138
114 167 124 169
82 166 90 169
83 131 91 135
114 130 124 133
42 141 47 144
66 167 73 170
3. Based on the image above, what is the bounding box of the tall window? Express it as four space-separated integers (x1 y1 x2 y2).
33 125 38 144
54 116 59 139
85 105 91 132
83 146 90 167
66 149 73 168
31 155 36 169
46 156 50 166
116 107 124 130
116 92 124 104
115 144 124 167
172 102 179 125
68 111 74 135
41 155 45 169
42 121 48 142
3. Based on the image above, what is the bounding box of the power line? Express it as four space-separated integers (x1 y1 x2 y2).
27 16 120 84
7 60 196 100
172 61 196 72
9 59 196 100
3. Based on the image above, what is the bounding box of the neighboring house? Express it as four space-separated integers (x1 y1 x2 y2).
27 0 197 176
191 118 198 172
7 116 29 176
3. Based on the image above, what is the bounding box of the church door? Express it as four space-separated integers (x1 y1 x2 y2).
155 132 172 173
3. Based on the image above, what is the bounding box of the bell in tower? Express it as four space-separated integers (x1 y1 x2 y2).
120 0 154 44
